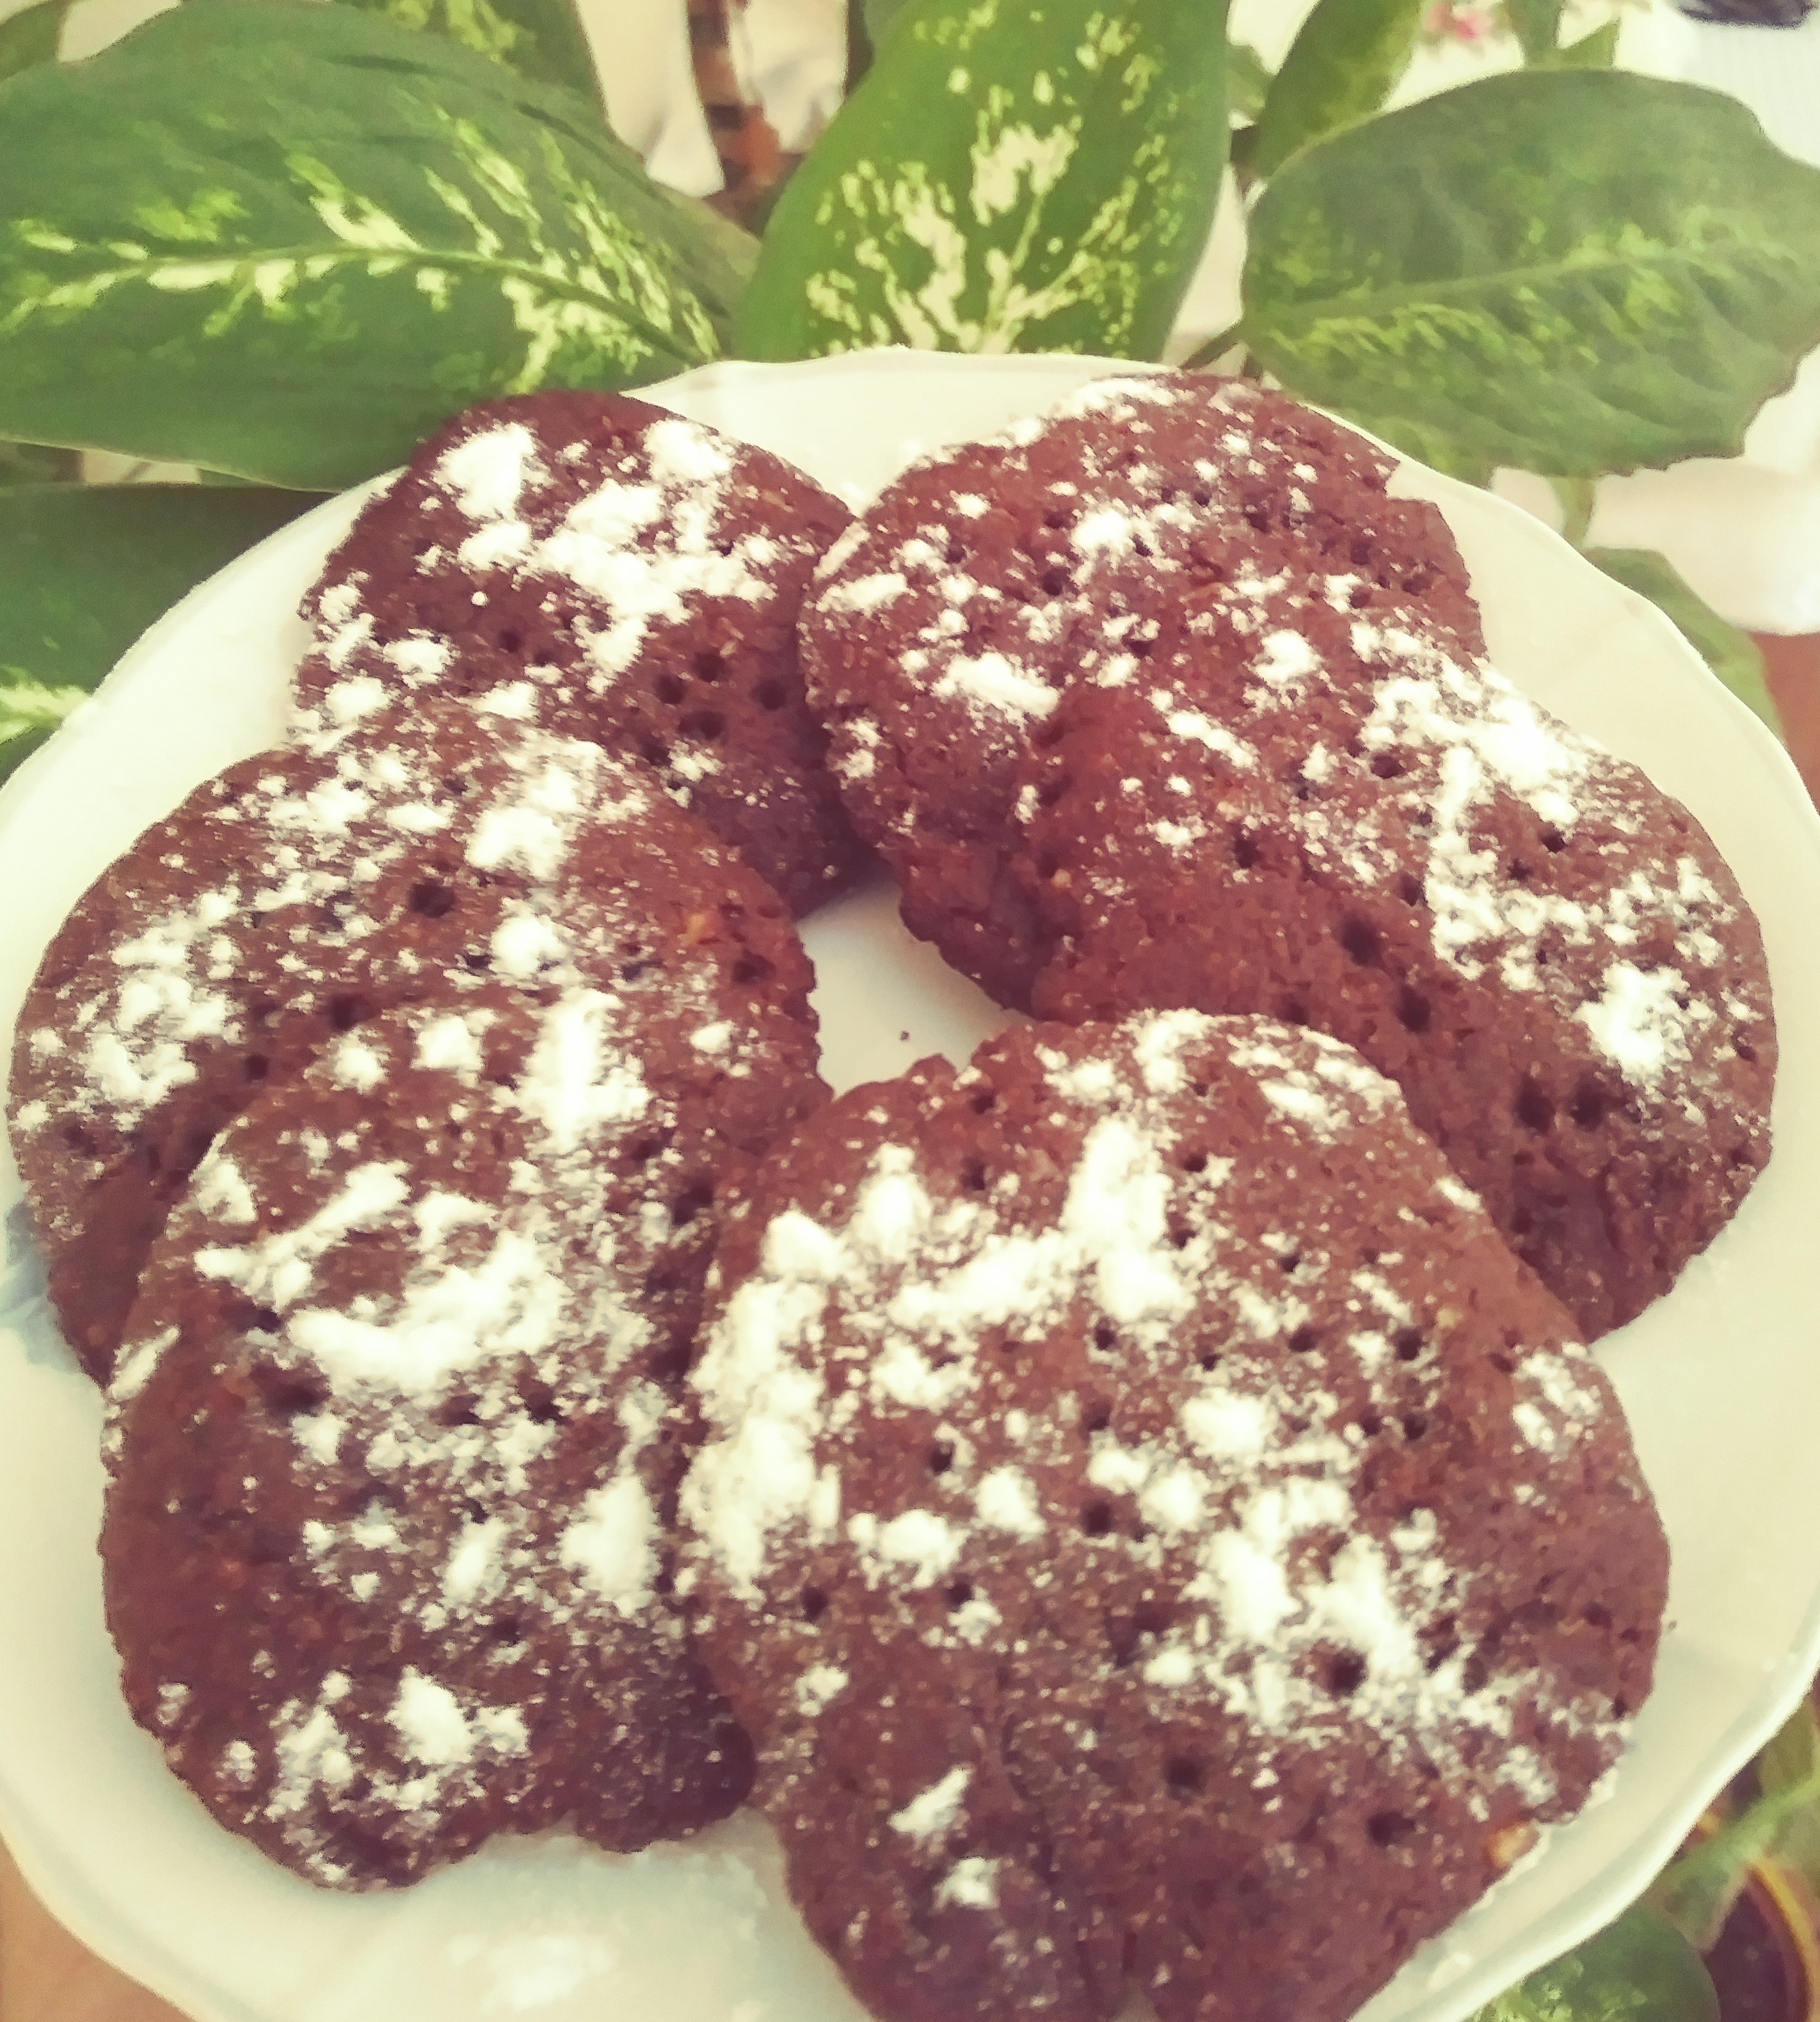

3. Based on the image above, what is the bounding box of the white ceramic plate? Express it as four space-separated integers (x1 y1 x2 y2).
2 352 1818 2022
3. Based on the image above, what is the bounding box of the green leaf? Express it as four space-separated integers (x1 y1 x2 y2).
1250 0 1427 178
1503 0 1562 63
734 0 1231 362
1542 20 1619 68
1242 74 1820 481
863 0 914 51
0 439 77 485
1649 1731 1820 1952
331 0 607 121
0 0 754 490
1585 546 1782 738
1469 1907 1719 2022
0 483 313 783
1227 37 1273 123
0 0 65 81
1750 1700 1820 1895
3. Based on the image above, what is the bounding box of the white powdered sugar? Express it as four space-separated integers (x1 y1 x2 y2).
683 1010 1637 1847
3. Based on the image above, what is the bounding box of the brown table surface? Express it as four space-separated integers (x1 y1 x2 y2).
3 635 1817 2022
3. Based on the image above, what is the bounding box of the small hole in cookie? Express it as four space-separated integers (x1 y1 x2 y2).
801 1586 829 1623
683 710 726 742
1338 917 1380 967
756 678 787 712
1287 1325 1320 1355
327 993 366 1033
1394 986 1431 1034
522 1383 564 1424
637 732 670 769
1083 1399 1113 1433
1231 831 1260 870
1197 1346 1220 1371
945 539 966 566
1515 1079 1553 1133
1092 1319 1117 1353
969 1087 996 1114
243 1053 269 1083
1569 1078 1609 1131
1326 1652 1367 1697
1178 1149 1208 1174
1396 873 1424 907
496 628 523 654
1393 1328 1426 1363
1401 1410 1430 1441
1163 1756 1204 1797
1369 751 1405 781
486 1615 525 1648
438 1397 481 1428
671 1180 714 1229
1041 566 1071 596
1081 1500 1115 1538
946 1578 975 1610
255 1367 327 1417
1539 825 1567 854
928 1440 955 1476
1368 1810 1412 1849
1356 1410 1384 1438
1277 1249 1302 1275
960 1159 989 1193
731 952 772 985
692 649 724 683
655 673 685 706
409 879 455 919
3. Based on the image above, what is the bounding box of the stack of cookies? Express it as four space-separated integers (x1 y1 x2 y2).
8 374 1777 2022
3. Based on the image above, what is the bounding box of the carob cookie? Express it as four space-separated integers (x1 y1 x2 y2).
10 702 822 1380
682 1011 1667 2022
104 981 792 1886
296 390 864 914
799 372 1481 1005
1012 599 1775 1338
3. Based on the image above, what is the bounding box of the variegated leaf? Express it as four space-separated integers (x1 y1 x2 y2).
0 483 312 781
1250 0 1426 177
1243 74 1820 480
0 0 64 81
1469 1909 1718 2022
332 0 607 121
736 0 1231 362
0 1 754 488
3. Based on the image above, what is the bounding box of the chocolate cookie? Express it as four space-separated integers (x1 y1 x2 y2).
681 1013 1667 2022
104 982 794 1886
1012 599 1775 1337
799 372 1481 1004
10 703 822 1379
295 391 865 914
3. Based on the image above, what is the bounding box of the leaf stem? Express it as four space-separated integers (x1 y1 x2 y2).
1183 319 1245 370
1551 475 1596 546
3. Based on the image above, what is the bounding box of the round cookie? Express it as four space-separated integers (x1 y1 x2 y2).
10 702 823 1380
295 390 865 915
1011 599 1775 1338
799 372 1483 1006
680 1012 1668 2022
104 984 778 1886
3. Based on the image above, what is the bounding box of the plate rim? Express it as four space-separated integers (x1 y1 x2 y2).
3 347 1817 2022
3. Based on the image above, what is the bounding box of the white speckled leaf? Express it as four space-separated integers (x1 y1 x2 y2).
0 1 754 488
331 0 608 122
0 483 311 781
1243 74 1820 482
736 0 1231 362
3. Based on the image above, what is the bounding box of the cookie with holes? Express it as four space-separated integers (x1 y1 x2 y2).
798 372 1482 1007
103 982 792 1887
1009 594 1775 1339
10 700 823 1381
294 390 865 915
680 1010 1668 2022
